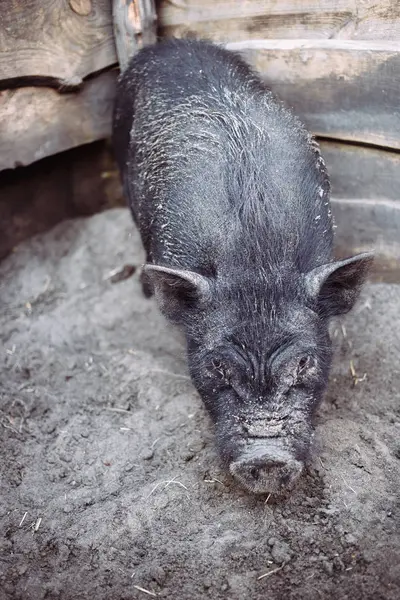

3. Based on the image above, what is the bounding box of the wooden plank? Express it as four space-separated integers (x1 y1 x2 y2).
0 71 117 170
0 0 117 86
226 40 400 151
320 141 400 202
322 140 400 277
333 198 400 279
113 0 157 71
159 0 400 42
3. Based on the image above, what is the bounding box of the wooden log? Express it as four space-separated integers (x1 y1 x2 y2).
112 0 157 71
226 40 400 151
0 71 117 170
159 0 400 42
0 0 117 86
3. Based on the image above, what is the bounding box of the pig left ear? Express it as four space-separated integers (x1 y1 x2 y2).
142 264 212 322
305 252 374 316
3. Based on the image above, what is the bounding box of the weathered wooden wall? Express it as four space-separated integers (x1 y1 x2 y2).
0 0 399 269
1 71 117 168
321 141 400 267
159 0 400 42
1 2 399 163
0 0 118 171
0 0 116 85
226 39 400 151
158 0 400 265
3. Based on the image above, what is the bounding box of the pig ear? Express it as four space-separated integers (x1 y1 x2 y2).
305 252 374 316
142 264 212 321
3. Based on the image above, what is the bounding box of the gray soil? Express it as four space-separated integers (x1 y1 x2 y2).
1 208 399 600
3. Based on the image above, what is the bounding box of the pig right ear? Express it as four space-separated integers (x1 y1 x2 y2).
142 264 212 322
305 252 373 317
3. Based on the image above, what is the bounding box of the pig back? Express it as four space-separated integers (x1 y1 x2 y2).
112 40 333 275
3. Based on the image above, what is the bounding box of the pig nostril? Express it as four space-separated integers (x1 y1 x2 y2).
230 452 304 495
249 467 259 480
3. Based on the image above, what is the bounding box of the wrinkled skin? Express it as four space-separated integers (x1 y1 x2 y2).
113 39 373 494
186 278 332 494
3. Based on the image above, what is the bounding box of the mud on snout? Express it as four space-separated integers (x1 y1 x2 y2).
229 443 304 495
219 419 312 495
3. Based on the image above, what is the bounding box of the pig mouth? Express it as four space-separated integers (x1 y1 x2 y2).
229 443 304 495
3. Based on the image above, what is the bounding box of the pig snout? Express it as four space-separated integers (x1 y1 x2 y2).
225 416 309 494
229 444 303 495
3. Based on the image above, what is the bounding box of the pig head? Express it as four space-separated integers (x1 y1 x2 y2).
143 253 372 495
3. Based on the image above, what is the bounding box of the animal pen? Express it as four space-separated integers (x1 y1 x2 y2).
0 2 399 600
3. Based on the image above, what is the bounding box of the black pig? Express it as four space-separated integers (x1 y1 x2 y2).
112 39 373 495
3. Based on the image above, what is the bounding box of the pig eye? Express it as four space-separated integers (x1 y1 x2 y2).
297 356 313 377
212 359 225 379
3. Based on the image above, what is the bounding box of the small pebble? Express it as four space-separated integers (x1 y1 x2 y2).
304 496 319 508
271 540 293 564
322 561 334 576
151 566 166 586
124 463 138 472
182 451 195 462
221 582 229 591
141 449 154 461
344 533 357 545
333 556 345 571
17 564 28 575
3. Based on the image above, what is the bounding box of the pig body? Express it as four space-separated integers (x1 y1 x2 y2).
113 39 372 494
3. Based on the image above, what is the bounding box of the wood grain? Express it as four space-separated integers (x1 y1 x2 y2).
113 0 157 71
322 140 400 268
320 141 400 202
333 198 400 265
0 71 117 170
226 40 400 151
0 0 117 85
159 0 400 42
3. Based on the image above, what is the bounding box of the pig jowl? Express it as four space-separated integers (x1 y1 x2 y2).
112 39 373 495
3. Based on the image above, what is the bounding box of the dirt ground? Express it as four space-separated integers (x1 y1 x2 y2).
0 208 399 600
